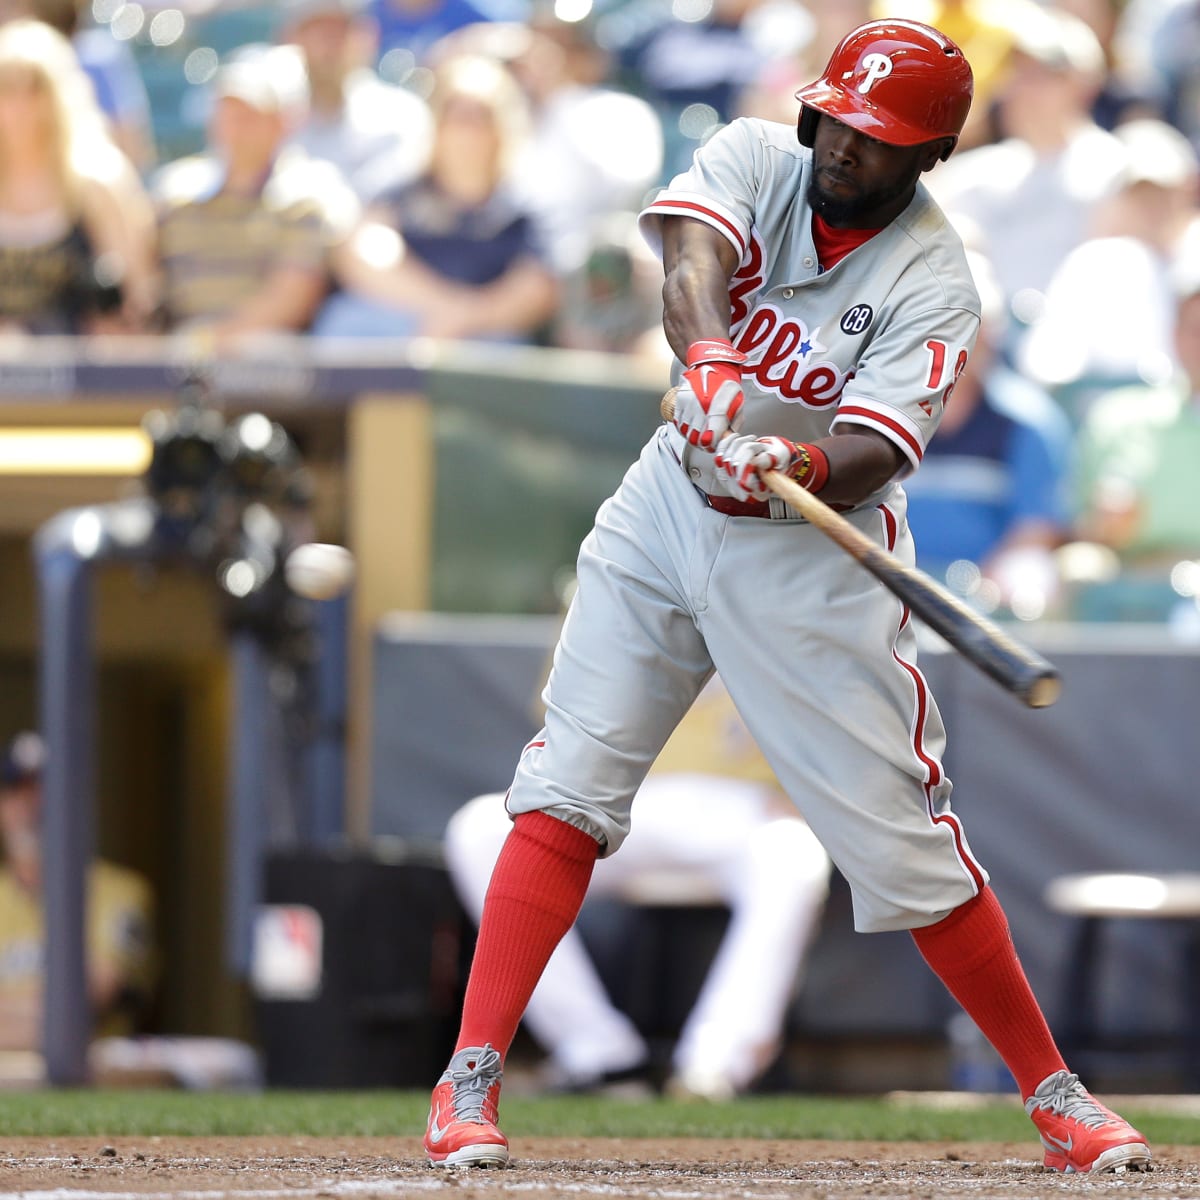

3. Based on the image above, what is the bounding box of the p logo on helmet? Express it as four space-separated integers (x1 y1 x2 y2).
795 19 973 162
855 52 894 94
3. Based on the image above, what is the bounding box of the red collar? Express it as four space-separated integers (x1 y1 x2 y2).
811 213 884 271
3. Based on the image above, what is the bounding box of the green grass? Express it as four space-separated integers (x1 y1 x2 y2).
1 1091 1199 1144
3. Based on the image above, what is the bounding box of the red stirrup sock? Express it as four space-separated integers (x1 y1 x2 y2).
910 887 1067 1098
456 810 601 1057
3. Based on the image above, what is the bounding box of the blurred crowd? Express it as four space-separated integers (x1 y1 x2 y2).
3 0 1200 620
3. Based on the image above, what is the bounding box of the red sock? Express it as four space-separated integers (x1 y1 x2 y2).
911 887 1067 1098
456 810 600 1058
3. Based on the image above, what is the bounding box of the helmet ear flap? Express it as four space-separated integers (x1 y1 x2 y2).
796 105 818 149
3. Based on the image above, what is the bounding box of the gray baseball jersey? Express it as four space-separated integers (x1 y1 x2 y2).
504 116 988 933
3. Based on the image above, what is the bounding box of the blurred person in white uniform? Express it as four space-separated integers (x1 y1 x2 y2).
443 674 832 1099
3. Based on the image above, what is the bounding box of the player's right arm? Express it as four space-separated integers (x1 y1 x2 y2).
661 217 739 358
661 218 746 449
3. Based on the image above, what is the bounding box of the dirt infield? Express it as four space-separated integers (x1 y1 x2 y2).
2 1137 1197 1199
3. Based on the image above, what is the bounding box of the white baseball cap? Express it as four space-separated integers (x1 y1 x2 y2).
213 44 309 115
1011 8 1105 79
1114 119 1198 190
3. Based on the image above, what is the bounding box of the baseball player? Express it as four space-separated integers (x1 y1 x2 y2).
423 19 1152 1175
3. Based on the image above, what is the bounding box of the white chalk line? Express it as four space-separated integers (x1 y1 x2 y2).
0 1174 770 1200
6 1158 1185 1200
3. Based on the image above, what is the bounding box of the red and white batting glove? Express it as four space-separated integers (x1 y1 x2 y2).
714 434 830 502
676 339 747 450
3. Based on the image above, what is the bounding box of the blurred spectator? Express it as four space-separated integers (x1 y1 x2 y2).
905 253 1072 620
153 43 360 345
1117 0 1200 153
443 675 831 1100
0 18 156 334
510 10 663 275
781 0 868 71
0 0 155 172
928 7 1129 335
370 0 521 65
550 211 669 359
320 54 556 340
606 0 811 180
1019 118 1200 415
0 732 156 1063
736 0 872 126
1072 244 1200 587
434 12 663 276
1056 0 1159 129
868 0 1046 149
1111 0 1180 79
276 0 434 204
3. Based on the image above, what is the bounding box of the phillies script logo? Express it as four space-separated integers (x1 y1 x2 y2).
728 230 854 408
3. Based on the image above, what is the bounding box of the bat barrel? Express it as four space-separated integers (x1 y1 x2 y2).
848 531 1061 709
934 607 1061 708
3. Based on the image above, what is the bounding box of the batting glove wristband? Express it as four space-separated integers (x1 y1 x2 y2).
678 339 747 450
714 434 830 502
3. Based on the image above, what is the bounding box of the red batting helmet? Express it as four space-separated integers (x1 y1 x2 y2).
795 20 973 161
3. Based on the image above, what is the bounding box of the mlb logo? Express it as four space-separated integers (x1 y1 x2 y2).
251 904 323 1000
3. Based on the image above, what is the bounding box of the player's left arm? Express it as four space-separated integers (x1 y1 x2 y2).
814 427 907 505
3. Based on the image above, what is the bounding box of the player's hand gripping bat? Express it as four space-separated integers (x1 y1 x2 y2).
660 388 1062 708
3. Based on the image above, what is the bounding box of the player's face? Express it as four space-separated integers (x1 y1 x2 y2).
807 113 949 228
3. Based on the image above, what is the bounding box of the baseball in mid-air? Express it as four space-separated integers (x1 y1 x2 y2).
284 542 356 600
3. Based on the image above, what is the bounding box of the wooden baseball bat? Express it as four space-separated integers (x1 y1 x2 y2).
660 389 1062 708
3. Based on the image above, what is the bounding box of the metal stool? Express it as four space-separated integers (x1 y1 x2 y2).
1044 872 1200 1089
